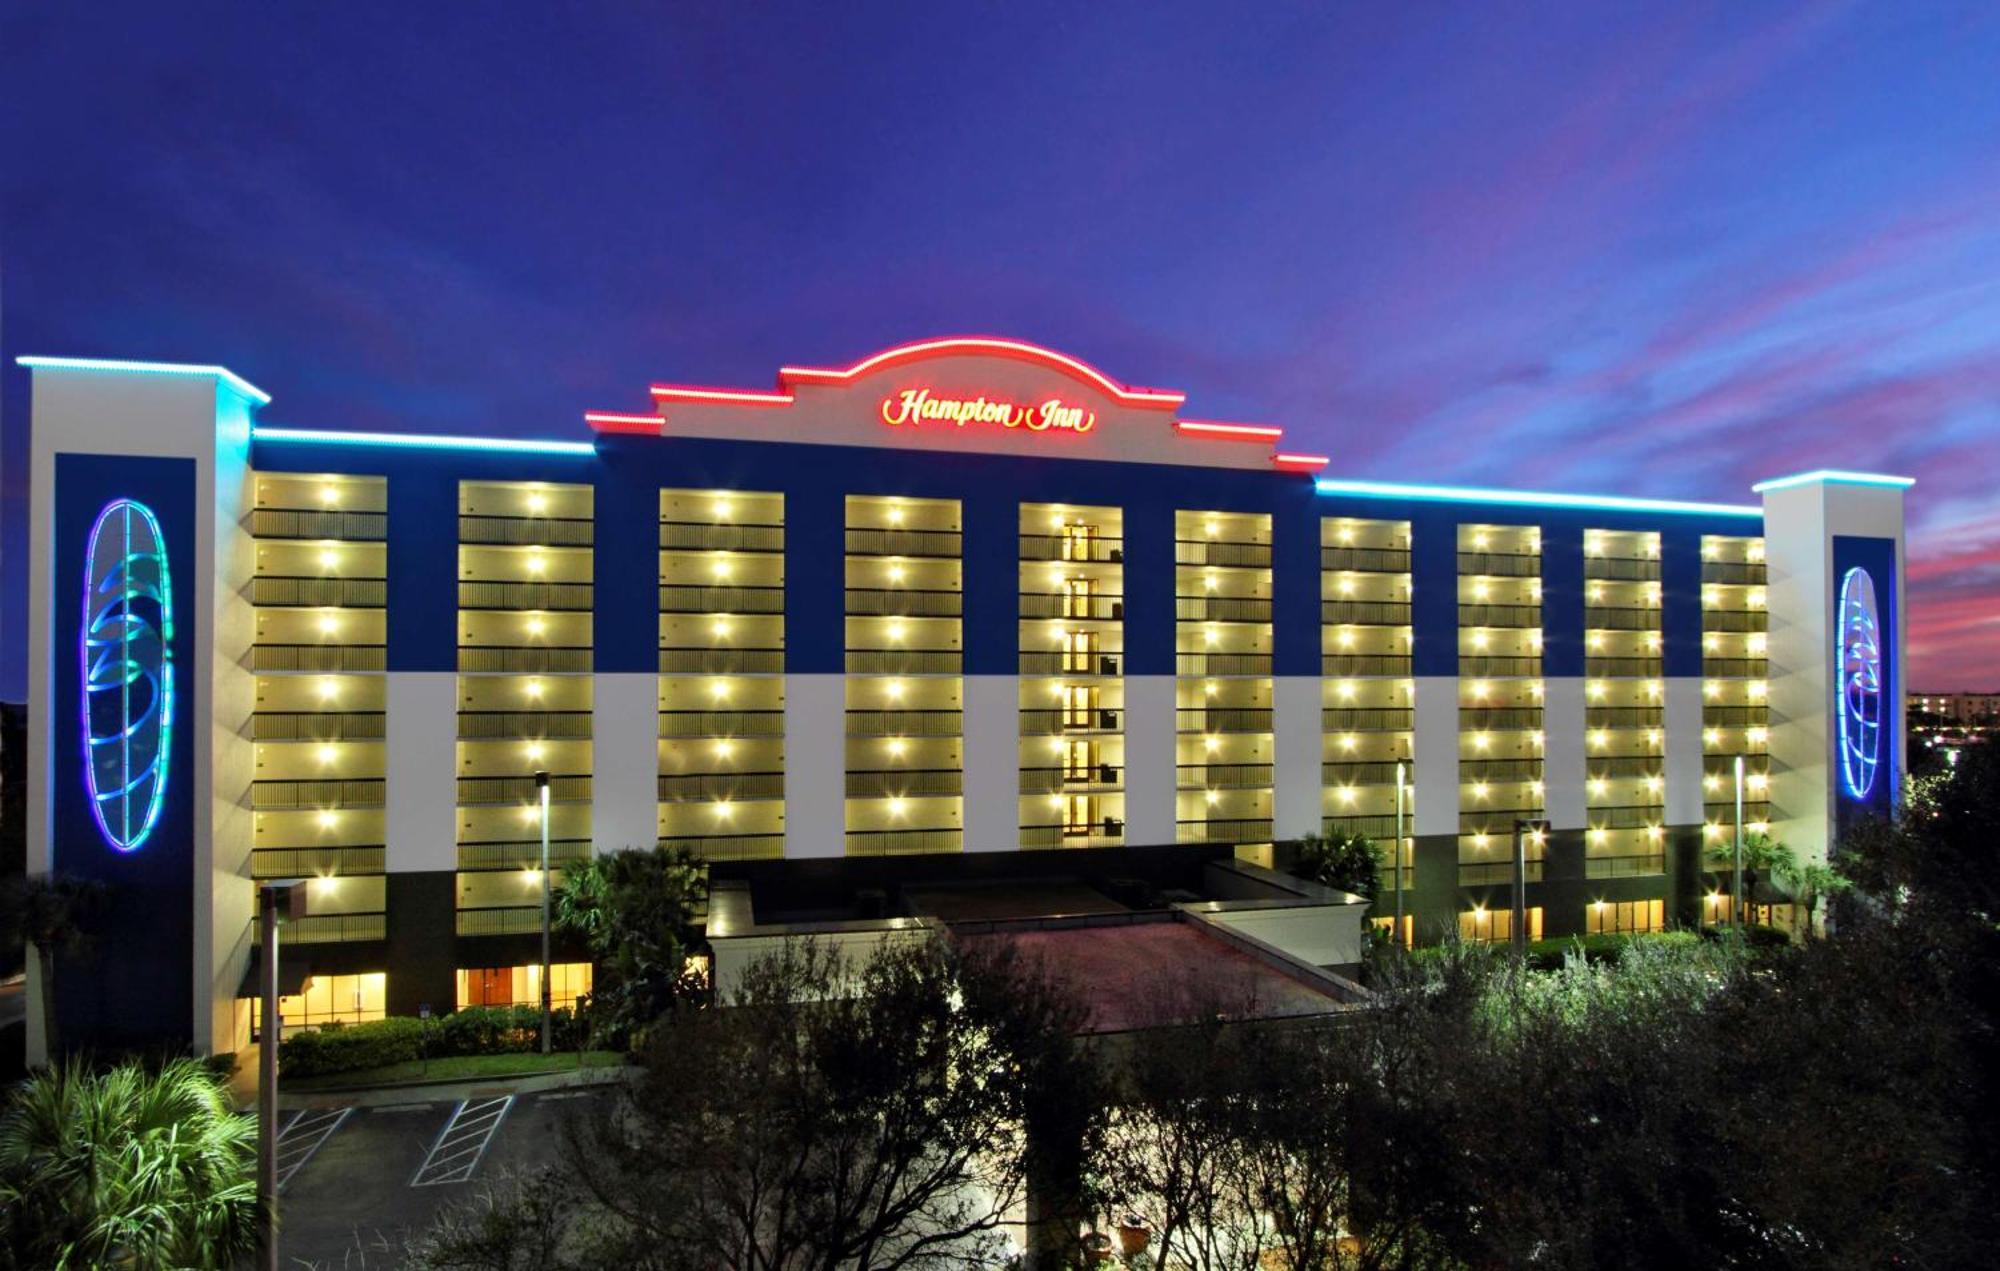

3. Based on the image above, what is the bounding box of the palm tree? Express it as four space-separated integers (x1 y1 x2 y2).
0 1057 261 1268
0 874 108 1059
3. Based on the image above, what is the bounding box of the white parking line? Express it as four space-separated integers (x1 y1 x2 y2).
275 1107 351 1192
410 1096 513 1187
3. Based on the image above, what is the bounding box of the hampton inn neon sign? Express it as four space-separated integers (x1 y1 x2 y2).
879 388 1096 434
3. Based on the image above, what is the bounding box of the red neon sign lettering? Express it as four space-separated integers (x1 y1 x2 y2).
880 389 1096 434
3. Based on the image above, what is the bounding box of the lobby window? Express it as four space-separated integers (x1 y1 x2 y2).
1459 906 1544 944
249 972 387 1039
457 962 593 1011
1586 898 1665 936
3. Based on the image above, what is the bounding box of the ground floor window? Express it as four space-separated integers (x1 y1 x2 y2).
456 962 593 1011
1459 906 1543 943
250 972 386 1039
1587 897 1665 935
1371 913 1415 949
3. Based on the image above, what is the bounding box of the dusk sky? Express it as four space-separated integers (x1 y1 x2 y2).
5 2 1998 696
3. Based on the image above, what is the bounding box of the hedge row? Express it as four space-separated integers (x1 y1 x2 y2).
278 1005 587 1078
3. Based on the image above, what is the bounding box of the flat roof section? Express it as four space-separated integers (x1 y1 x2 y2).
968 920 1354 1035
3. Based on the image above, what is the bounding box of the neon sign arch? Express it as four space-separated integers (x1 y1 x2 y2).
81 497 175 852
1835 566 1882 801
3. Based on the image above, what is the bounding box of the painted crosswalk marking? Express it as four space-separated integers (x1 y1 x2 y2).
410 1096 513 1187
275 1107 351 1192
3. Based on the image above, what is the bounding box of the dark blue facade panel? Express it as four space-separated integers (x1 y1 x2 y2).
53 453 198 1051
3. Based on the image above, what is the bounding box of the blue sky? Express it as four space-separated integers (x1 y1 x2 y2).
5 1 1998 693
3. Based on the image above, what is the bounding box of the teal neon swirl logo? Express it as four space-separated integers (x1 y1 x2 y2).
82 498 175 852
1835 566 1882 801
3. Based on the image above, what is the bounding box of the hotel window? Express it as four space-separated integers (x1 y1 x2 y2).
1457 524 1544 887
1584 530 1665 879
249 972 387 1039
1459 906 1544 944
659 489 786 862
456 962 593 1011
1020 504 1125 848
847 496 964 855
1320 516 1414 891
1176 511 1274 852
454 481 594 937
247 472 390 944
1586 898 1665 936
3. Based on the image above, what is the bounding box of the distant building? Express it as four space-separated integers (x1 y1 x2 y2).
1908 692 2000 728
18 344 1911 1061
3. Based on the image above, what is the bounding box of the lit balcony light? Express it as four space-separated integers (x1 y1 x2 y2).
1340 734 1358 752
1203 519 1218 539
712 800 733 820
885 680 905 701
1647 825 1663 839
711 555 732 579
1469 680 1490 699
318 547 338 569
317 744 337 765
1204 680 1218 697
1589 777 1608 796
1474 833 1490 848
889 563 906 584
1338 576 1355 596
520 804 540 823
1585 536 1601 556
1704 774 1722 791
1050 737 1066 754
1704 727 1722 745
1748 543 1765 562
1644 775 1663 792
1645 729 1661 745
1337 680 1357 700
712 616 732 638
1338 525 1355 544
1748 634 1767 654
318 483 338 506
1472 581 1491 601
1588 681 1606 700
712 496 732 519
1203 626 1218 646
1473 531 1489 549
887 737 907 759
1529 828 1547 845
709 679 730 701
1646 681 1662 699
713 739 734 759
1050 794 1065 809
1590 729 1609 748
1204 571 1219 592
1339 786 1357 805
1530 779 1545 795
1747 773 1769 792
526 742 546 762
1337 629 1356 648
1588 828 1607 844
527 549 546 575
526 678 544 699
1472 630 1490 650
318 612 338 636
1704 682 1721 699
313 876 338 896
527 491 548 514
316 809 337 829
1705 635 1721 652
887 620 906 642
317 677 339 701
526 615 546 637
1472 781 1490 800
1472 731 1491 751
1531 729 1545 745
1203 734 1220 753
1749 680 1767 699
887 504 905 527
888 796 908 817
1747 726 1768 744
1205 789 1220 806
1587 633 1603 651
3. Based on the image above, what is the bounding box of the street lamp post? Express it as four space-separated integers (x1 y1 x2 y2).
1732 754 1745 928
536 770 553 1055
1393 761 1406 948
257 880 307 1271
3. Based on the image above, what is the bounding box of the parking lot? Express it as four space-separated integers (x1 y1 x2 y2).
277 1085 610 1268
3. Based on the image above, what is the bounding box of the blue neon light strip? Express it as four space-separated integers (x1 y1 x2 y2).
1835 566 1883 800
19 355 271 406
1314 477 1761 518
1750 469 1916 494
81 497 174 853
253 426 597 456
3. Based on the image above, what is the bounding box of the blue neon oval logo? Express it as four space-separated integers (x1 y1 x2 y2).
81 498 175 852
1836 566 1882 801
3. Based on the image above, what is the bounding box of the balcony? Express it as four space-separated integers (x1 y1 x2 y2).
251 711 385 742
1322 707 1414 731
673 832 786 861
271 912 387 944
1701 561 1767 585
660 771 786 801
660 710 786 738
1177 762 1274 790
661 521 784 552
1175 595 1272 622
1018 533 1124 563
845 588 963 617
1019 764 1122 794
1702 610 1768 633
1019 821 1126 849
1586 706 1663 728
1456 550 1538 577
1019 651 1123 676
845 649 962 675
1320 654 1412 676
460 646 592 674
1322 813 1402 839
1175 707 1272 733
1175 652 1272 677
1702 705 1768 728
458 711 593 740
458 515 594 547
459 580 594 611
845 768 963 798
660 584 786 614
1589 756 1662 779
1458 707 1543 730
1175 817 1274 845
658 647 784 674
250 846 385 877
1588 805 1664 830
1702 658 1767 679
845 827 962 855
251 577 386 607
1019 708 1122 734
456 907 544 937
250 779 386 810
1460 655 1540 678
1585 854 1666 879
844 528 961 558
251 644 387 673
845 709 962 738
1584 557 1661 581
1586 657 1663 678
1458 861 1542 886
1322 600 1411 625
1175 540 1270 568
1459 758 1542 782
1321 545 1410 571
1322 760 1407 785
456 774 591 805
1458 603 1541 628
249 508 387 541
1019 593 1124 621
1582 605 1660 632
458 839 593 871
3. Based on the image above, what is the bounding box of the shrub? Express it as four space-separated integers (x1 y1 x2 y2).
278 1006 585 1078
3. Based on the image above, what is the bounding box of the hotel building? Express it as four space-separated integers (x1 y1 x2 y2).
19 340 1909 1058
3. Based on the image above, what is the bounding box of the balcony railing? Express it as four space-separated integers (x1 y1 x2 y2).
846 709 962 737
1175 817 1274 844
1587 706 1663 728
1018 533 1125 563
1175 653 1271 677
1703 658 1767 679
658 648 784 674
660 710 786 738
271 912 387 944
1176 707 1272 733
458 838 593 870
1585 853 1666 879
251 712 385 742
1587 805 1664 830
1460 655 1540 678
456 774 592 805
251 644 387 673
1702 610 1768 633
1175 595 1272 622
459 580 594 611
1322 760 1408 785
661 522 784 552
251 577 386 608
1177 762 1274 790
458 711 592 739
1019 593 1124 621
249 508 387 541
845 649 962 675
844 528 961 558
661 584 785 614
1018 764 1123 794
1589 756 1662 779
250 779 386 810
1175 540 1271 568
845 827 963 855
1584 557 1661 581
1321 600 1411 626
1701 561 1767 585
1019 708 1122 734
1458 707 1543 730
1457 550 1539 576
846 588 963 617
456 907 544 937
674 832 787 861
1459 603 1541 628
250 846 385 877
1320 654 1412 676
1586 657 1663 678
659 771 786 801
1322 708 1414 731
1019 822 1126 849
459 515 594 547
1019 652 1123 676
1702 705 1768 728
1458 862 1543 886
1460 758 1542 782
1321 545 1410 572
1583 606 1659 632
845 769 963 797
460 646 592 674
